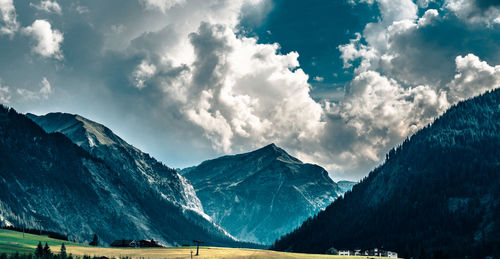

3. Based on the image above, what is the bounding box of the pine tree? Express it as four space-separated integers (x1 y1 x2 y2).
35 242 43 258
60 243 67 259
89 234 98 246
42 243 51 258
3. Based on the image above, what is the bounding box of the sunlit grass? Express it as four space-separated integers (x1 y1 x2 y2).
0 229 394 258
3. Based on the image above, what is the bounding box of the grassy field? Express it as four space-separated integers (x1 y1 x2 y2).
0 229 392 259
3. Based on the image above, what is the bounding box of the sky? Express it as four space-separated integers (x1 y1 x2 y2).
1 0 500 181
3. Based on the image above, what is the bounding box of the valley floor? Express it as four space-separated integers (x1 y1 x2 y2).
0 229 394 259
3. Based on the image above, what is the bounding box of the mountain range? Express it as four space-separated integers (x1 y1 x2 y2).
271 89 500 258
181 144 353 244
0 107 236 246
0 106 352 247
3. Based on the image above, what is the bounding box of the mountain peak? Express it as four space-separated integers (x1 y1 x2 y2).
259 143 279 152
28 112 123 148
182 143 341 244
254 143 302 164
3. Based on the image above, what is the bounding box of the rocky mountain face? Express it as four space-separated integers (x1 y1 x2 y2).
27 112 204 217
182 144 343 244
271 89 500 258
0 107 235 246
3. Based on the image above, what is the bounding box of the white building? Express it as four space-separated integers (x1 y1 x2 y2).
339 250 353 256
387 251 398 258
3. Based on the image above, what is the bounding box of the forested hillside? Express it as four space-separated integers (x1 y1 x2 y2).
271 89 500 258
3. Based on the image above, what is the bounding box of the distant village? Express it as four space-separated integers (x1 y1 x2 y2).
328 247 398 258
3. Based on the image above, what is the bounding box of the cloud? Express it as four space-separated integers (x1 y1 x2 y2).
39 77 52 97
138 0 186 12
0 0 18 36
418 9 439 27
313 76 324 82
417 0 435 8
318 0 500 178
318 71 448 170
2 0 499 181
74 4 89 14
307 53 500 179
22 20 63 59
131 61 156 89
444 0 500 26
446 54 500 103
0 80 10 104
150 22 324 153
30 0 62 15
16 77 53 100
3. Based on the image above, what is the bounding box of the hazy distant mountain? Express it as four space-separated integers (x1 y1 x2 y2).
182 144 344 244
271 89 500 258
336 181 356 194
0 107 236 246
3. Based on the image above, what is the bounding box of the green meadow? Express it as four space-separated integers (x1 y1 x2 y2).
0 229 393 259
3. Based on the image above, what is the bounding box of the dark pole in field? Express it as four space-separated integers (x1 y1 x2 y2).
22 215 25 238
192 240 204 256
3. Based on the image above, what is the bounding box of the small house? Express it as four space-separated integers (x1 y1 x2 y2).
387 251 398 258
339 250 353 256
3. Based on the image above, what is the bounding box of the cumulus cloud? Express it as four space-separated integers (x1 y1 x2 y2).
16 77 53 100
319 0 500 178
418 9 439 27
102 0 500 178
147 22 323 153
318 71 448 170
447 54 500 103
2 0 499 180
444 0 500 26
0 0 18 36
30 0 62 15
119 0 463 178
22 20 63 59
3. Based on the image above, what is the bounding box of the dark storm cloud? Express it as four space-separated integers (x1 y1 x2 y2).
475 0 500 11
385 16 500 87
189 23 231 94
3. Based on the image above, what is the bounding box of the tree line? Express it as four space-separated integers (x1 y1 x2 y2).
1 242 132 259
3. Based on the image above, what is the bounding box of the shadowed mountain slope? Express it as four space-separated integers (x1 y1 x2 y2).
0 107 236 246
271 89 500 258
183 144 343 244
